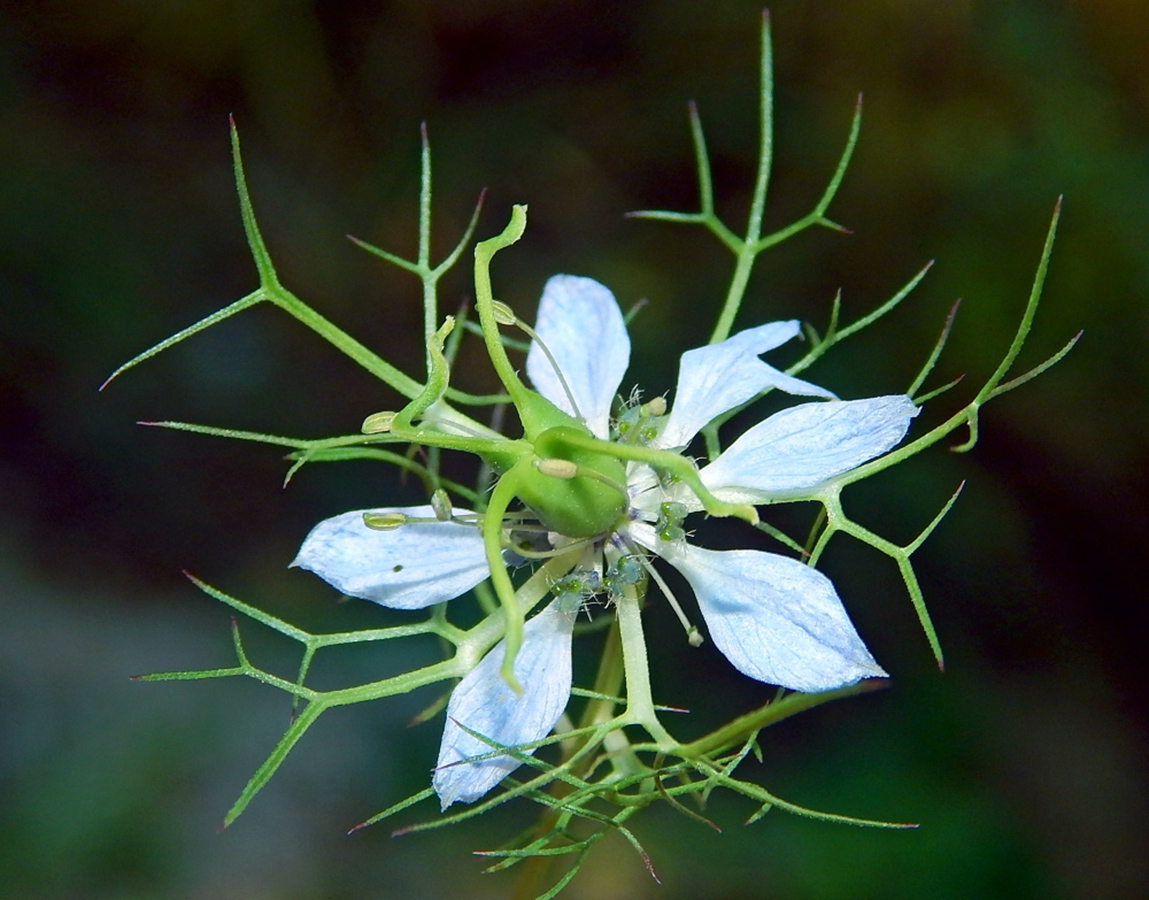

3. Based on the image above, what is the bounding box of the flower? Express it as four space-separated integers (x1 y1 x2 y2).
291 274 919 807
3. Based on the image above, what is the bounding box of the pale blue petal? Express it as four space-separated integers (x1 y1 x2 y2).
291 506 489 609
526 274 630 439
659 542 886 692
434 601 576 808
721 320 803 356
658 321 834 449
700 395 920 502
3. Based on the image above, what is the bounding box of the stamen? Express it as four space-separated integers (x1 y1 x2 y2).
616 394 667 445
514 318 584 423
604 555 643 595
551 569 602 606
656 501 689 541
633 547 704 647
644 396 667 417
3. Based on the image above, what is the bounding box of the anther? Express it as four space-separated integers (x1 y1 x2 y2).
490 300 517 325
644 396 667 417
657 500 689 542
430 489 452 521
363 512 407 530
361 411 396 434
534 458 579 479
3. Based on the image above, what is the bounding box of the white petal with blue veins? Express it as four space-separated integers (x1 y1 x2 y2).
527 275 630 439
700 395 920 501
434 600 576 808
659 542 887 692
659 320 834 449
291 506 489 609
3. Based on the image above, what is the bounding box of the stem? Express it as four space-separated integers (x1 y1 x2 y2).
675 681 883 759
708 11 773 345
616 586 674 745
510 621 627 900
418 122 435 368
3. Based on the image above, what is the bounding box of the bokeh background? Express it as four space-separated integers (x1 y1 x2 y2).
3 1 1147 898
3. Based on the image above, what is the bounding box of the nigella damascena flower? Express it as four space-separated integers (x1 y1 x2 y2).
292 274 919 808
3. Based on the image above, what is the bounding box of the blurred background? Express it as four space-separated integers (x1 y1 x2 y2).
2 1 1147 898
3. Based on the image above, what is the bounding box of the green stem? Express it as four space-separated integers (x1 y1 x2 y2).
418 123 435 365
675 681 883 759
708 11 773 345
616 586 674 745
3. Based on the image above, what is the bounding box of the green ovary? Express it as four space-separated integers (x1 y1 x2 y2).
519 426 627 538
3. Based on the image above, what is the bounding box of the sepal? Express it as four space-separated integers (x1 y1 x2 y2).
700 395 919 501
657 542 886 692
434 600 577 808
291 505 489 609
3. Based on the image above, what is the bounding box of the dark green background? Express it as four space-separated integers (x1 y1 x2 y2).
2 1 1146 898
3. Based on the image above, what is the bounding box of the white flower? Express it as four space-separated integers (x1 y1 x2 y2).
292 274 920 807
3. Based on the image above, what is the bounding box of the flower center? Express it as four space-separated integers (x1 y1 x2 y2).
517 425 628 538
